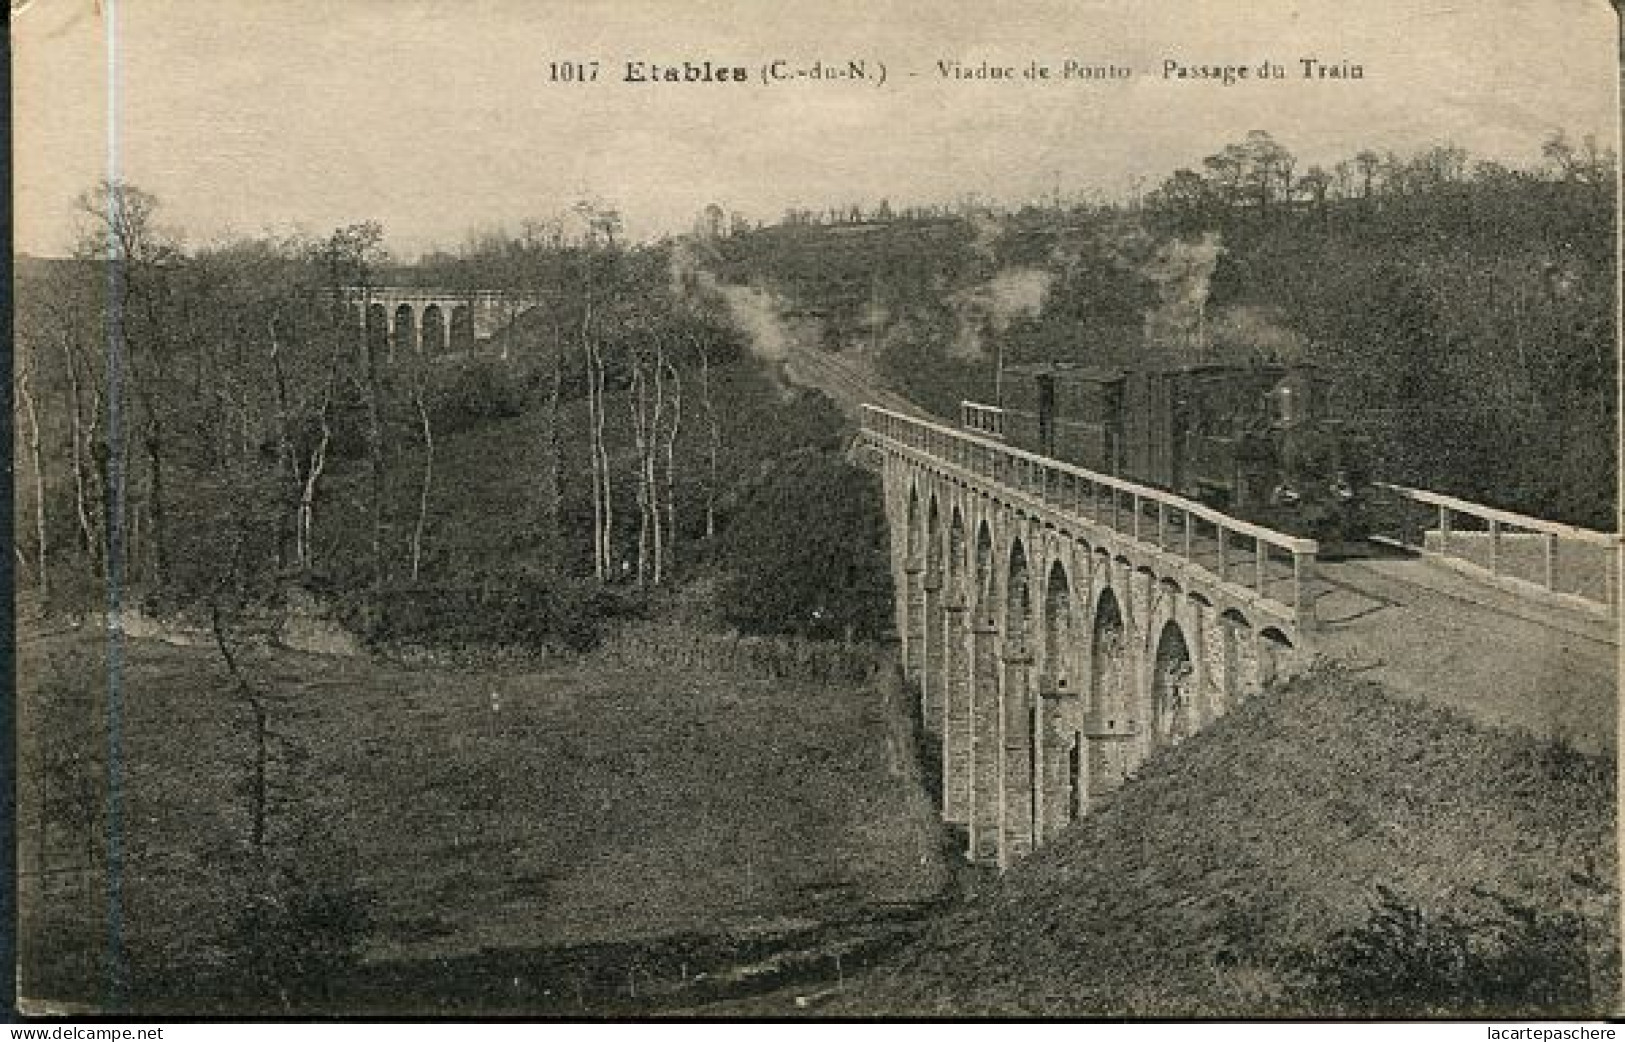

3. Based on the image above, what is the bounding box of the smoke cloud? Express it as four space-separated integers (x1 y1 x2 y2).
946 267 1053 362
669 239 796 397
1141 231 1223 360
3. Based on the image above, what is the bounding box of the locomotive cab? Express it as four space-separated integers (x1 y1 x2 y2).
1263 366 1370 551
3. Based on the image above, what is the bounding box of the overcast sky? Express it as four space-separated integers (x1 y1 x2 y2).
14 0 1621 258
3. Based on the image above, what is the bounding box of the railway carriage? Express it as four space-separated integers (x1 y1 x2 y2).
988 360 1369 548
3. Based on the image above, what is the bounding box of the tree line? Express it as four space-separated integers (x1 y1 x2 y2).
1145 131 1617 527
13 184 774 633
707 131 1617 528
1142 129 1615 230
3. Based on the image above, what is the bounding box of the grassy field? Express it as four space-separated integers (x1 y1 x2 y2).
21 622 1616 1018
802 665 1618 1018
16 623 948 1014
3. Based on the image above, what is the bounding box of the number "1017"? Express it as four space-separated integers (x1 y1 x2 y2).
548 61 601 82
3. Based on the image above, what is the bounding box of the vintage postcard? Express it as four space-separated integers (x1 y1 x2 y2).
12 0 1621 1022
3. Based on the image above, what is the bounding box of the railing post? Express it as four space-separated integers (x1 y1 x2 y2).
1609 551 1619 618
1488 519 1500 576
1218 527 1228 581
1438 504 1451 557
1157 502 1166 549
1132 494 1141 542
1182 510 1192 560
1543 532 1556 591
1254 540 1266 595
1292 550 1305 621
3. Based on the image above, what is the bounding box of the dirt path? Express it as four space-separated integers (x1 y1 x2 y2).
1313 554 1617 753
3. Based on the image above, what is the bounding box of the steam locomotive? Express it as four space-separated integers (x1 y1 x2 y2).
985 361 1370 547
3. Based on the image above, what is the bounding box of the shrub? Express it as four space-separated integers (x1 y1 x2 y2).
596 619 880 686
1299 885 1615 1016
428 357 535 434
374 573 649 654
717 448 893 642
225 862 374 1008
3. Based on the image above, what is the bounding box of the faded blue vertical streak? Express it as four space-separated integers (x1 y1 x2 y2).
102 0 128 1009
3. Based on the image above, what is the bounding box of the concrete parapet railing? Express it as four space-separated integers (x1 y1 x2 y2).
337 286 548 305
862 404 1321 625
959 400 1006 439
1370 481 1619 617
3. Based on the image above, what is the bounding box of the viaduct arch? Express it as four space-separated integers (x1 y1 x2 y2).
866 406 1311 869
340 287 546 359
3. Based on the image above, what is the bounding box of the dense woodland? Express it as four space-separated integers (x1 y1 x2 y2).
14 189 891 653
713 130 1617 528
13 129 1618 658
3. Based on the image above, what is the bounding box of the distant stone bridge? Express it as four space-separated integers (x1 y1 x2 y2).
857 403 1619 869
338 287 547 359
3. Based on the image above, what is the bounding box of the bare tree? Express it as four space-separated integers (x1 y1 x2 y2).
629 342 656 585
405 335 435 583
1354 150 1382 202
626 309 690 586
318 223 390 614
517 220 567 562
574 201 623 581
698 334 720 541
62 322 105 574
581 240 609 580
26 276 108 580
15 330 49 601
266 301 344 576
75 180 184 596
660 353 683 575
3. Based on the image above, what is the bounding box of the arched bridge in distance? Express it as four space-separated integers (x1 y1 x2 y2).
856 402 1619 871
336 287 548 359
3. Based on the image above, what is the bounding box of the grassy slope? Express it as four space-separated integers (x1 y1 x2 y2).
16 626 947 1012
822 666 1617 1018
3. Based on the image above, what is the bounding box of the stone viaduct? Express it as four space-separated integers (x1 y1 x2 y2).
338 287 547 359
859 404 1313 869
860 401 1618 869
